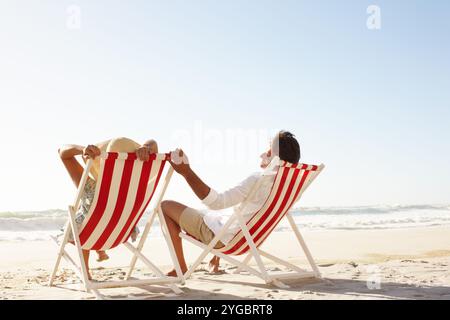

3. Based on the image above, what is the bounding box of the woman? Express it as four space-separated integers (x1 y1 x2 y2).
58 137 158 279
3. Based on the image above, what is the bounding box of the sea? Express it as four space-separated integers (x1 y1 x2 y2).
1 204 449 242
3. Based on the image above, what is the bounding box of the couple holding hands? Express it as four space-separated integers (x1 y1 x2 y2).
59 132 301 280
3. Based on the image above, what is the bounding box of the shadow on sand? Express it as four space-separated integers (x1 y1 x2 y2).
191 276 450 300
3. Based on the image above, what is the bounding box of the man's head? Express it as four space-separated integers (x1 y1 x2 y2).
260 131 301 168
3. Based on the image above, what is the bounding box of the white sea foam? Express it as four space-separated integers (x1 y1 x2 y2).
1 205 449 241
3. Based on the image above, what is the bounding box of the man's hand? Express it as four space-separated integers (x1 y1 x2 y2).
169 149 191 177
169 149 211 200
83 145 101 160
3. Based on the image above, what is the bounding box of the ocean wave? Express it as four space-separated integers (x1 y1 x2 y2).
290 204 450 216
1 204 449 241
288 206 450 230
0 217 68 231
0 231 60 242
0 209 66 219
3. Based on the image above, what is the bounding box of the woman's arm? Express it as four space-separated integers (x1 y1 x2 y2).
58 144 85 159
59 144 100 187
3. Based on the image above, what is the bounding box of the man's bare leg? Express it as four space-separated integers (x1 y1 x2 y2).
161 200 189 276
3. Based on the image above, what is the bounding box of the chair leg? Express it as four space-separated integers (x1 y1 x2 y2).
183 214 240 280
258 249 309 274
236 215 270 282
271 279 290 289
49 254 62 287
158 208 184 283
180 234 267 280
287 214 321 278
233 253 253 274
91 289 106 300
126 209 158 280
123 242 183 295
184 248 209 280
68 206 92 292
49 228 70 286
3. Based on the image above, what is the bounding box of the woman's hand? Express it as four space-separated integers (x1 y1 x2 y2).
143 139 158 154
136 146 152 161
83 145 101 160
137 139 158 161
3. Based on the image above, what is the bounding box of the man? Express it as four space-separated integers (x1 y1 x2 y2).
162 131 301 276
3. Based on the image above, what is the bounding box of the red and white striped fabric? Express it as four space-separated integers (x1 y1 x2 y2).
218 162 321 256
77 152 170 251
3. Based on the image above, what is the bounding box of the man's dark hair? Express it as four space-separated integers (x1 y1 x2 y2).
277 131 301 163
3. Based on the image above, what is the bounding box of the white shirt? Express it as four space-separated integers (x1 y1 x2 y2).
202 169 277 244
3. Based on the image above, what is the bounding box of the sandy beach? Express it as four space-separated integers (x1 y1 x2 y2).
1 226 449 300
2 0 450 305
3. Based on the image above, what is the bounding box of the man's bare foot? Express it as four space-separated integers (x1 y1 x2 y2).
166 269 187 277
96 251 109 262
208 256 221 274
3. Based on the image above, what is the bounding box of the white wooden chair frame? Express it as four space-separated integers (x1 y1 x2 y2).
49 156 184 299
180 159 324 289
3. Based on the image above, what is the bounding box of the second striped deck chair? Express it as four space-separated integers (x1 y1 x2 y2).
49 152 184 299
180 157 325 288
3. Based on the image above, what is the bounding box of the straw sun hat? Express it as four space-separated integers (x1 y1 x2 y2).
84 137 141 180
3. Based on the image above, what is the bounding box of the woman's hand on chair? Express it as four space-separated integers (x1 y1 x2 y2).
83 145 101 160
136 146 152 161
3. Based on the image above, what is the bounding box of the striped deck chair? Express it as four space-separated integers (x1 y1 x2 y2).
49 152 183 299
180 157 325 288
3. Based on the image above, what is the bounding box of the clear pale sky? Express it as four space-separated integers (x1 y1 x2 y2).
0 1 449 211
